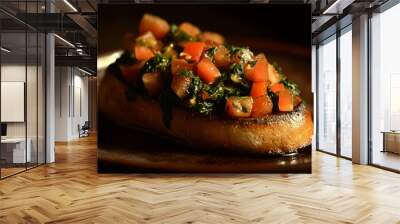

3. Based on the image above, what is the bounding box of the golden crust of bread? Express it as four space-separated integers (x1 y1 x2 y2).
98 71 313 154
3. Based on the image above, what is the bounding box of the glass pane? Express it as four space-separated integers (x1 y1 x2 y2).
27 30 38 169
371 4 400 171
339 28 352 158
1 30 27 177
317 36 337 154
38 33 45 165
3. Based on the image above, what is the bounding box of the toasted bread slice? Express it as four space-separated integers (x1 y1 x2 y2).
99 71 313 154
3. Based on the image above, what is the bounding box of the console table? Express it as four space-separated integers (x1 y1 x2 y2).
381 131 400 154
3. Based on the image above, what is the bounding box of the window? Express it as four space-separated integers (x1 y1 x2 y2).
0 1 46 179
317 35 337 154
370 3 400 171
339 27 352 158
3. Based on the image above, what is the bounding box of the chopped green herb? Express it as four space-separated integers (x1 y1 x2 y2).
238 48 254 63
229 63 250 91
207 83 225 101
205 47 217 60
227 45 246 55
281 79 300 96
230 63 243 75
248 60 257 67
188 75 203 97
178 69 193 77
142 53 171 74
227 46 253 63
272 61 286 80
194 100 214 115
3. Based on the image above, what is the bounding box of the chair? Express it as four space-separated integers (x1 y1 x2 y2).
79 121 90 138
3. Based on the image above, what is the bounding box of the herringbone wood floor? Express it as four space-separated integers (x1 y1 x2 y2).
1 135 400 224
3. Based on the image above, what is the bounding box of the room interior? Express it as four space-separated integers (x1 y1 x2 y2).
0 0 400 223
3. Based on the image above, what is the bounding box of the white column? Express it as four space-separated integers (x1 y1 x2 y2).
352 14 369 164
46 1 55 163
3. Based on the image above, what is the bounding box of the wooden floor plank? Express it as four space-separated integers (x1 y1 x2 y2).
0 135 400 223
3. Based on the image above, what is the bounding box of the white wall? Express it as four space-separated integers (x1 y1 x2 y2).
1 63 46 164
55 66 89 141
55 66 70 141
1 65 35 138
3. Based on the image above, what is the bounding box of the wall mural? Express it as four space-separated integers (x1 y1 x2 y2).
97 4 313 173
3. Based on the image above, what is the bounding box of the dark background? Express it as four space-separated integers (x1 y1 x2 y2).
98 4 311 54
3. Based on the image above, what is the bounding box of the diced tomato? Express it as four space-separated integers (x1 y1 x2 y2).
119 62 144 84
171 75 191 99
268 63 281 85
142 72 163 97
245 54 268 82
214 45 230 69
134 46 154 61
179 22 200 37
270 83 285 93
250 82 267 98
225 96 253 118
183 42 206 62
278 89 294 112
199 32 224 45
171 58 194 76
196 58 221 84
251 95 273 118
139 14 170 39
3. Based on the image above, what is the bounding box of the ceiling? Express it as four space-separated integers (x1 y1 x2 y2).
0 0 391 73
